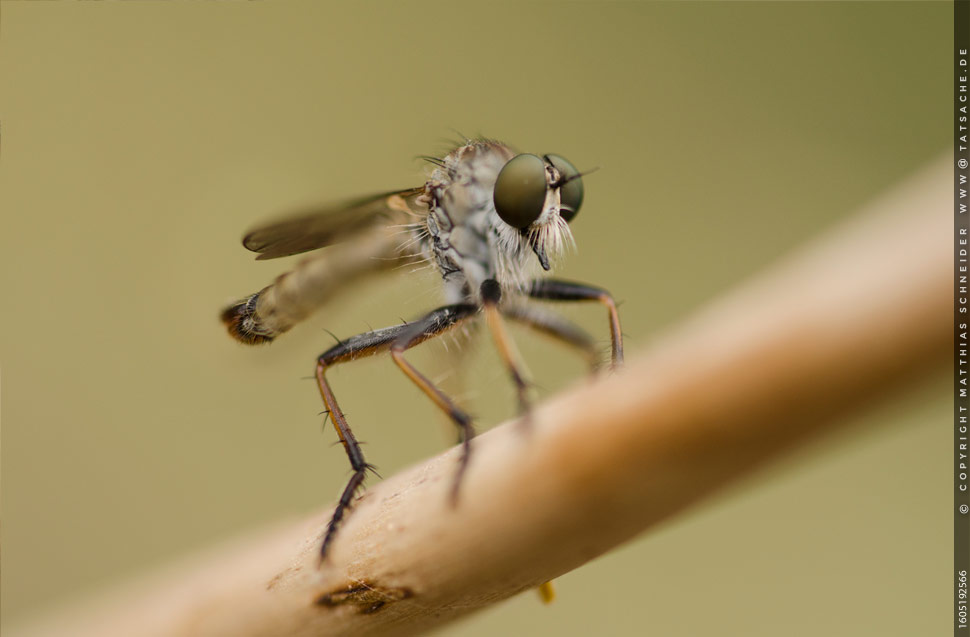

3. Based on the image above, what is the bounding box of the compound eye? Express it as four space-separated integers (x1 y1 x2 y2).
493 153 547 229
546 154 584 223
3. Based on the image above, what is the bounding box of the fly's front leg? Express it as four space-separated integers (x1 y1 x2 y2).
479 280 533 415
528 279 624 368
503 303 602 372
315 303 476 561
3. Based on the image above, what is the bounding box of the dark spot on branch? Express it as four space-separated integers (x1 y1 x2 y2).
314 580 414 614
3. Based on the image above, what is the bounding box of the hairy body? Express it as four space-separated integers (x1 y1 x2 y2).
221 138 622 560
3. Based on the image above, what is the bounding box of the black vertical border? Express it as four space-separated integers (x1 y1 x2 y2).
956 1 969 634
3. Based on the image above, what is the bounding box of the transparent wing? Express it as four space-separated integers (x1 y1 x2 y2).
242 187 426 260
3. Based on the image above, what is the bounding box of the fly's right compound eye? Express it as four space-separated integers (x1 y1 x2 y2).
545 154 584 223
493 153 547 229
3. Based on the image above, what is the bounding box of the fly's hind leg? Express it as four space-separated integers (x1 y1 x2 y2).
315 303 477 561
527 279 624 368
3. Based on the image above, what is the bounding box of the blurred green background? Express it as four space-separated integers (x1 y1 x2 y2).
0 2 951 635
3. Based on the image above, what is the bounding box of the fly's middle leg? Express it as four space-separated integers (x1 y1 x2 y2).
315 303 477 561
389 306 481 504
479 279 534 416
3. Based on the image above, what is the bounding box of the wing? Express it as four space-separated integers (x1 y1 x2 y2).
242 187 426 260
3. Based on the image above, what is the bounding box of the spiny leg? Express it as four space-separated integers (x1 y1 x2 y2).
389 307 482 504
479 279 533 415
527 279 624 367
316 303 477 561
502 302 602 372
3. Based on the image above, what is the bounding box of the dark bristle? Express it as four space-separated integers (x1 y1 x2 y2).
417 155 446 168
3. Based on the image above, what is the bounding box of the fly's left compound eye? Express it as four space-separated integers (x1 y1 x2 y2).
493 153 548 229
546 154 584 223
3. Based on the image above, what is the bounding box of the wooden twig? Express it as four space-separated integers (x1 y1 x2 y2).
12 156 950 637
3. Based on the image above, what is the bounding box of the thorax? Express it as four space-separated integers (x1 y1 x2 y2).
417 141 541 304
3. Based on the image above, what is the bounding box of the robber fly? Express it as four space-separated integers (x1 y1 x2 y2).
221 138 623 560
